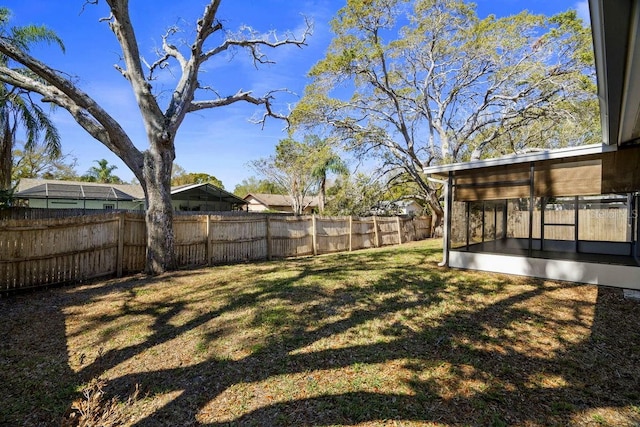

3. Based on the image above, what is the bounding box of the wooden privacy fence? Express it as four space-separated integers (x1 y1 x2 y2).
0 212 432 292
507 210 630 242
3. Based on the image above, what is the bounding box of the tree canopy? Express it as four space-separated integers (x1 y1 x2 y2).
250 134 347 215
233 176 285 197
80 158 123 183
293 0 598 226
12 141 78 181
171 164 224 188
251 136 323 215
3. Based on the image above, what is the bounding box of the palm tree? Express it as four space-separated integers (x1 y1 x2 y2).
0 7 64 193
82 159 123 183
310 137 349 213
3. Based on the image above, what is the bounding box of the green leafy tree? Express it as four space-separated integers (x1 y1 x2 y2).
233 176 285 197
293 0 597 228
251 136 322 215
324 172 386 217
81 159 123 183
0 3 310 273
12 142 78 181
0 7 64 193
170 165 224 188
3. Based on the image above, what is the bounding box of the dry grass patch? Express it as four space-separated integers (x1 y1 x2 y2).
1 239 639 426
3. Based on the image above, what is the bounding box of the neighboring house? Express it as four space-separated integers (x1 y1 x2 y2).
243 193 318 214
170 183 247 212
15 179 144 211
14 178 246 212
423 0 640 291
371 200 424 217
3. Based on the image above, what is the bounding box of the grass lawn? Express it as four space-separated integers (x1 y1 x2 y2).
1 239 639 426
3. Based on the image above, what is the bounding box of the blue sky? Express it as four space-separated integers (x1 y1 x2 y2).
5 1 589 189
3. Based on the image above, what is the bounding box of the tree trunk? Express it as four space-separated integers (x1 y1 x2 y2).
0 117 13 192
142 147 175 274
319 175 326 213
426 187 444 237
429 192 444 237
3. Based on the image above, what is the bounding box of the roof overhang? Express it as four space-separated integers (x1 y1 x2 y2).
423 143 617 176
170 183 247 205
590 0 640 146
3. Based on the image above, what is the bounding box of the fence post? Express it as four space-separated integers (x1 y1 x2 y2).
266 215 272 261
206 214 212 266
312 214 317 256
349 215 353 252
396 216 402 245
116 212 125 277
373 216 380 247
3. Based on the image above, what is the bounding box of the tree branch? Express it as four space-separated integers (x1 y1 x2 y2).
202 16 312 64
190 89 291 128
0 38 144 177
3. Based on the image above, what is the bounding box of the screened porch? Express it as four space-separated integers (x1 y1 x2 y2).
428 144 640 289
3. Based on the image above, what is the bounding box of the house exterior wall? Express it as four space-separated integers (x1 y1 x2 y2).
245 196 271 212
244 196 315 214
25 198 142 210
172 199 237 211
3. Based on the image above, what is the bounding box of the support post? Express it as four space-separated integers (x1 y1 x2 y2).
312 214 317 256
481 201 486 243
502 200 508 240
439 172 453 267
465 202 470 249
349 215 353 252
373 216 380 247
116 212 125 277
206 214 212 266
528 162 535 257
396 216 402 245
541 197 546 252
574 195 580 252
266 215 272 261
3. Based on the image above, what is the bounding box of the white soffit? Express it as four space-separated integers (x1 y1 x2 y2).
619 1 640 143
589 0 640 146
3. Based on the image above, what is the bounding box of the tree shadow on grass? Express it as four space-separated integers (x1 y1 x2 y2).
2 241 640 426
0 289 78 425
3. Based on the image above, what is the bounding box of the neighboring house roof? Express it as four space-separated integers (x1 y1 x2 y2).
15 178 139 200
171 183 246 205
244 193 318 208
14 178 246 206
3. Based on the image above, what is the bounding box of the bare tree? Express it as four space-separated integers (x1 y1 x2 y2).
0 1 311 273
